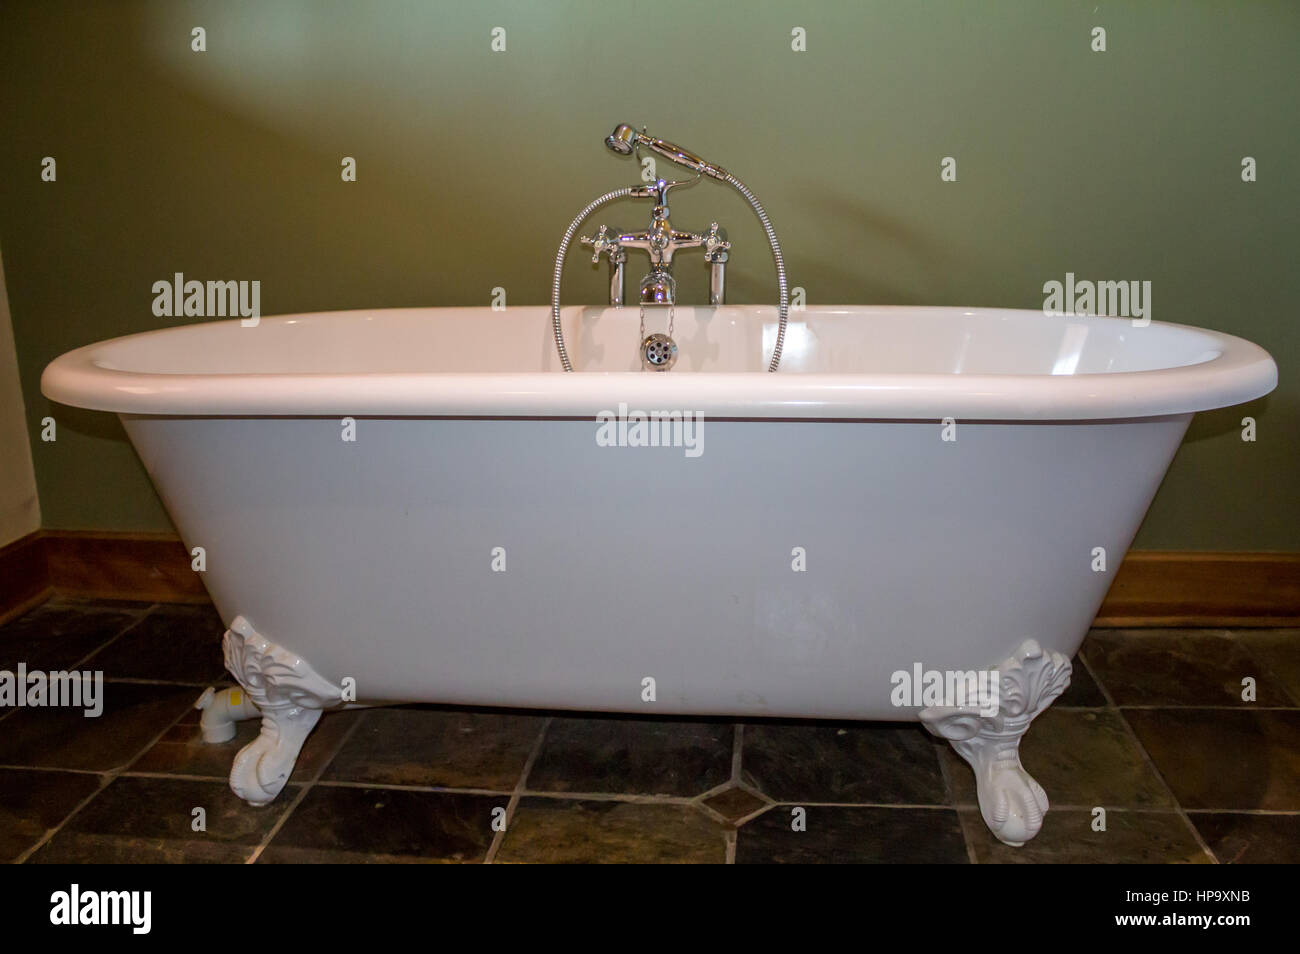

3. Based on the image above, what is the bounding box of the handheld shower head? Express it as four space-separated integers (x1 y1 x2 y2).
603 124 729 180
605 124 638 156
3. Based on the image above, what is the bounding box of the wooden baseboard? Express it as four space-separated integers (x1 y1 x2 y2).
42 530 209 604
1093 551 1300 627
0 532 52 626
0 529 209 621
1 531 1297 628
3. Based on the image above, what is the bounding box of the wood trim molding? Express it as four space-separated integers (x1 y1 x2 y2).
41 530 209 604
2 531 1298 628
0 530 207 624
0 531 52 626
1094 551 1300 627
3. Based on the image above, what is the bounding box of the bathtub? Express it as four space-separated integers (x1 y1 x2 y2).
42 304 1276 845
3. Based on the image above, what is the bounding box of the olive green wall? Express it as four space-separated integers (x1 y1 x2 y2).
1 1 1296 548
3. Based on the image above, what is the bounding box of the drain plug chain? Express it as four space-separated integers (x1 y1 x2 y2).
639 304 677 371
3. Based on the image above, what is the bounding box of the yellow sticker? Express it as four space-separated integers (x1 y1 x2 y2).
230 689 242 707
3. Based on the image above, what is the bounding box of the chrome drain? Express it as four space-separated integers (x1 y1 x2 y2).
641 333 678 371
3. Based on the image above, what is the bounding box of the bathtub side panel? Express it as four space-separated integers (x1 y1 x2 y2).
121 414 1189 720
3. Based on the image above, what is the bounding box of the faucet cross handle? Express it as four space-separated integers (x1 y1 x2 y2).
580 224 623 264
703 222 730 263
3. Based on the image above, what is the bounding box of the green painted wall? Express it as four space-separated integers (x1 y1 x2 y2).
1 0 1295 548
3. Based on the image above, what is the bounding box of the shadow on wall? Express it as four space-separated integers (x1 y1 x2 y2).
54 407 130 444
788 189 959 306
1185 397 1271 445
116 6 514 314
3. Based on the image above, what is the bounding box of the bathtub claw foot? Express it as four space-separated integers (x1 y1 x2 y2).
920 638 1071 846
222 616 344 806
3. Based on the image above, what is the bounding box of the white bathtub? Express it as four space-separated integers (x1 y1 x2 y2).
42 304 1276 845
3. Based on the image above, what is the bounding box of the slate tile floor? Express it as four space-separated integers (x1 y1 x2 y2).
1 600 1297 863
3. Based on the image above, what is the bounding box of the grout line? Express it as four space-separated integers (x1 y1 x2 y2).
1181 808 1300 816
952 806 983 865
1114 704 1299 711
312 779 517 796
0 608 163 729
731 723 744 781
243 785 313 865
100 677 229 688
1081 650 1220 864
39 598 155 616
694 788 774 828
0 764 106 775
15 689 197 863
484 716 551 864
691 781 738 805
120 769 240 783
245 707 368 864
932 734 979 863
1052 705 1121 711
1234 632 1300 708
724 828 737 864
1074 645 1104 692
687 724 760 822
732 779 772 803
1011 805 1246 814
762 800 960 810
728 802 774 828
694 802 733 828
513 789 696 805
12 775 113 864
64 611 156 673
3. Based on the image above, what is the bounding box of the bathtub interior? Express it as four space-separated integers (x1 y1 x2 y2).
86 305 1225 377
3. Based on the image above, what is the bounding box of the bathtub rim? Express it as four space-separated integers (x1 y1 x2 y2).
41 305 1278 421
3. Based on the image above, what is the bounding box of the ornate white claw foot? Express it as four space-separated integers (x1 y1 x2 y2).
221 616 344 806
920 639 1071 846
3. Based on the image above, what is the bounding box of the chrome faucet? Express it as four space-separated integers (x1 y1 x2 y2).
551 124 790 373
580 176 731 307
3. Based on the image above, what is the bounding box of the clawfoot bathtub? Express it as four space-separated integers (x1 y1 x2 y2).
42 304 1276 845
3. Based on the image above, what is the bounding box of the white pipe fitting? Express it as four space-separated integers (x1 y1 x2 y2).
194 686 261 743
